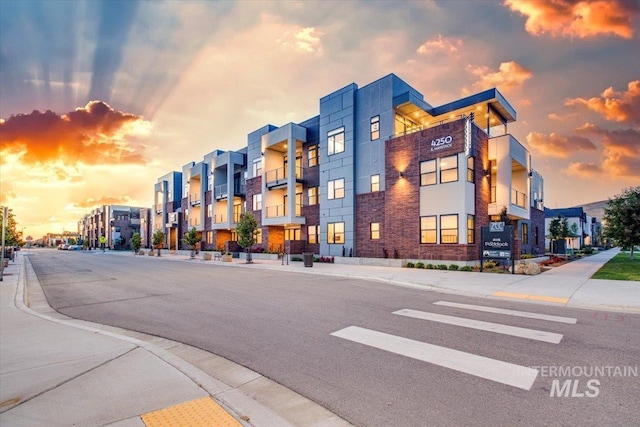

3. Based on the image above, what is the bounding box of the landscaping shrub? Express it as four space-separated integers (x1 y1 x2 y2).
437 264 448 270
484 260 497 268
415 262 425 269
406 262 415 268
460 266 473 272
426 264 435 269
448 264 459 270
521 254 533 259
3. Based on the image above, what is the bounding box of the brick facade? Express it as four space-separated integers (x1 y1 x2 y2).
355 191 386 257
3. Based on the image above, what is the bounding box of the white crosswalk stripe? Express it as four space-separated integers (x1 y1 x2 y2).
331 301 577 391
331 326 539 390
433 301 577 324
393 309 564 344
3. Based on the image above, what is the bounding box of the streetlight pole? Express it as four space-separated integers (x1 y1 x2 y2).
1 206 7 281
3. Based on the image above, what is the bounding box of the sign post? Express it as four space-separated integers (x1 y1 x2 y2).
481 222 514 274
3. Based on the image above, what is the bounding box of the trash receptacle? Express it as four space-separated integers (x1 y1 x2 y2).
303 253 314 267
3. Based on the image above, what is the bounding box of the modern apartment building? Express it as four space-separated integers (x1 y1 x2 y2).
153 73 545 261
79 205 144 250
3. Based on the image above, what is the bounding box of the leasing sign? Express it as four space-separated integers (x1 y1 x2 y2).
481 222 515 273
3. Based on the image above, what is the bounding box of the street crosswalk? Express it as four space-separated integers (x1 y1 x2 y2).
330 300 578 391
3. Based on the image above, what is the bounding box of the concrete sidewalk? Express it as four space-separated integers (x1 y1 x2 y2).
1 247 637 426
0 253 352 427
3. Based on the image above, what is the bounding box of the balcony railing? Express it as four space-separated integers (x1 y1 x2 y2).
214 184 228 200
213 214 226 224
265 166 303 186
511 189 527 208
266 204 285 218
190 194 201 206
189 218 200 226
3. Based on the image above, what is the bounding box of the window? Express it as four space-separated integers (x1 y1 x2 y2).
328 222 345 244
371 174 380 192
308 187 318 205
440 155 458 183
441 214 458 243
420 216 436 244
308 145 318 167
252 194 262 210
285 228 301 240
328 178 345 199
370 116 380 140
252 159 262 177
467 215 475 244
308 225 318 244
207 204 212 218
522 223 529 245
370 223 380 240
420 160 436 186
328 127 345 155
230 231 238 241
255 228 262 244
467 157 474 183
206 231 214 244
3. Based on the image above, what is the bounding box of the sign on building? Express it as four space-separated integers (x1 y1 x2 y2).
481 223 514 273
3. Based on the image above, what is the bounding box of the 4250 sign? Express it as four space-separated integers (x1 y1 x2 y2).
430 135 453 151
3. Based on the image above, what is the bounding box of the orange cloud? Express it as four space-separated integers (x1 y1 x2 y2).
526 131 597 157
565 80 640 124
0 101 151 167
417 34 463 55
504 0 638 39
566 162 602 178
465 61 532 93
72 196 133 209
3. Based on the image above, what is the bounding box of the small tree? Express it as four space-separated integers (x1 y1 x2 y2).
152 229 165 257
182 227 201 259
0 208 21 247
236 212 258 263
131 232 142 255
603 186 640 260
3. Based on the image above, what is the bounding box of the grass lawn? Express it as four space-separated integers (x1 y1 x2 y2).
592 252 640 281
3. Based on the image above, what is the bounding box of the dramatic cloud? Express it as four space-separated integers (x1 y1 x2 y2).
416 34 463 55
565 80 640 124
278 27 323 54
0 101 152 167
566 162 602 178
71 195 133 209
526 131 597 157
464 61 532 94
504 0 638 39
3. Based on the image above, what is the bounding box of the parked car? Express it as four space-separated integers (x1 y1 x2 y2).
57 244 65 250
68 245 82 251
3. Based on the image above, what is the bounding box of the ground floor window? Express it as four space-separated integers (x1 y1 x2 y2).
467 215 474 244
441 214 458 243
420 216 436 244
370 222 380 240
285 228 301 241
308 225 318 244
328 222 345 244
255 228 262 244
522 223 529 245
206 231 214 244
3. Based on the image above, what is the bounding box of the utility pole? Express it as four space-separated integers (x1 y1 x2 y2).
1 206 7 281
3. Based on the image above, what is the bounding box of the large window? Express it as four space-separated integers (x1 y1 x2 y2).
255 228 262 244
440 155 458 183
467 215 475 244
370 222 380 240
308 145 318 167
252 194 262 211
420 160 436 186
328 222 345 244
522 223 529 245
371 116 380 140
371 174 380 192
328 178 345 199
467 157 474 183
328 127 345 155
420 216 437 244
308 225 318 244
252 159 262 177
308 187 318 205
206 231 214 244
441 214 458 243
207 204 212 218
285 228 301 240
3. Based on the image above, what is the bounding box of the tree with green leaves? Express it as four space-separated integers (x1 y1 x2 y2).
131 232 142 255
236 212 258 264
0 208 22 247
603 186 640 260
182 227 201 259
152 229 165 257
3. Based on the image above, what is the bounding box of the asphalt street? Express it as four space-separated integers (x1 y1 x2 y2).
29 250 640 427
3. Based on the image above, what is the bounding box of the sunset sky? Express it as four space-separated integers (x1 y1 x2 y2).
1 0 639 239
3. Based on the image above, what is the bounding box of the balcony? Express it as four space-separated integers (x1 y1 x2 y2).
265 204 303 218
265 166 303 189
214 184 228 200
189 218 200 227
189 194 201 206
511 189 527 209
213 214 226 224
155 204 163 214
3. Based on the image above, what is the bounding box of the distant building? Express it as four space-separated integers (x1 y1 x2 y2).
79 205 145 250
544 207 597 250
152 73 545 261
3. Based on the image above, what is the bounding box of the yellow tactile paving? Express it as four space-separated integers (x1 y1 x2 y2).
141 396 243 427
492 291 569 304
